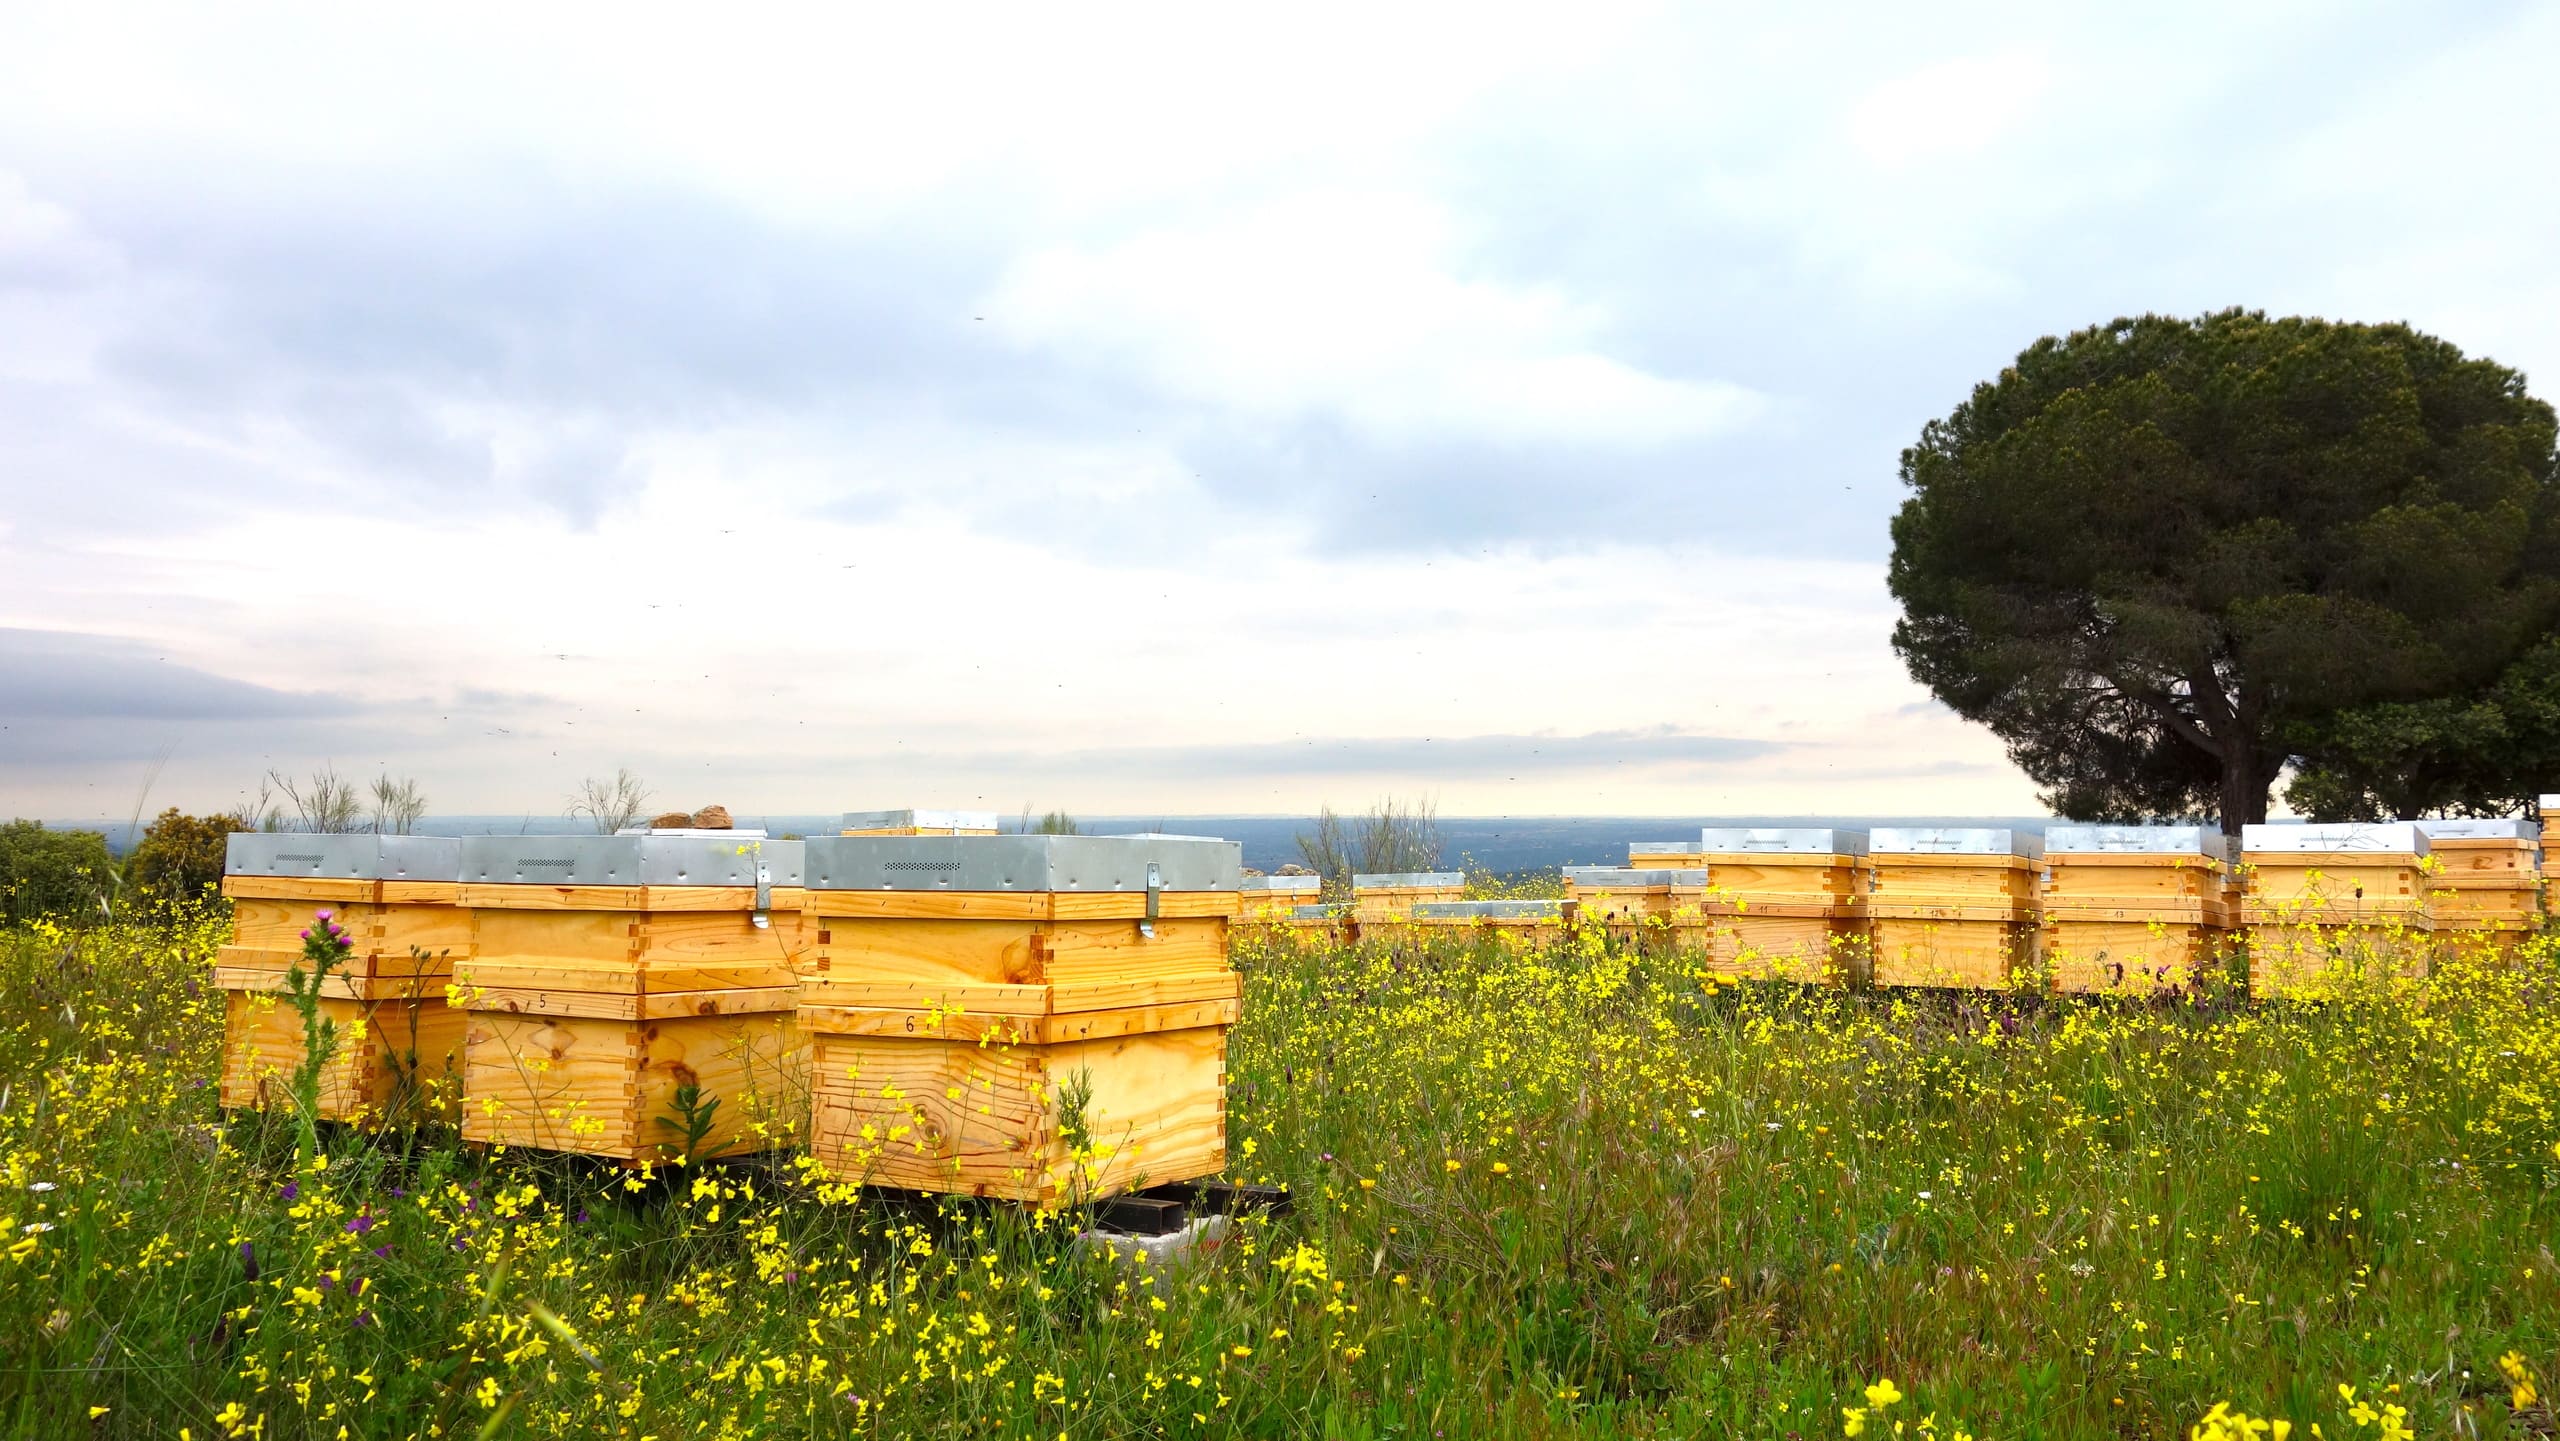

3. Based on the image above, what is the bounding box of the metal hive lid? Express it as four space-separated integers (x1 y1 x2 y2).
225 833 464 881
462 834 799 886
1627 841 1703 857
805 835 1241 892
839 809 1001 832
1696 827 1869 855
1239 874 1322 893
1353 871 1465 888
1562 867 1708 888
2412 818 2539 841
1870 827 2043 858
1412 900 1565 920
2045 824 2225 855
1290 903 1350 919
2239 822 2429 855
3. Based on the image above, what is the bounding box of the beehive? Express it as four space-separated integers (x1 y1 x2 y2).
1237 874 1323 925
217 834 472 1122
1869 828 2041 990
840 809 1001 837
1697 828 1872 984
1626 840 1708 870
2414 818 2541 957
2040 825 2231 994
798 834 1241 1203
1283 902 1357 944
1407 899 1573 945
453 832 809 1162
2240 823 2434 995
1351 871 1466 924
1562 867 1711 948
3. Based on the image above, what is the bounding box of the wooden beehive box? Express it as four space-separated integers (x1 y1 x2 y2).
1562 867 1711 949
1626 841 1708 870
1407 899 1573 945
2414 818 2542 956
1237 874 1323 926
1869 828 2041 990
2240 823 2434 995
1352 871 1466 925
799 834 1241 1204
2040 825 2231 994
217 834 472 1121
1698 828 1872 985
840 808 1002 837
453 832 809 1162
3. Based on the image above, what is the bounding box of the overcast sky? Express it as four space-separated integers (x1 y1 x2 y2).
3 2 2555 821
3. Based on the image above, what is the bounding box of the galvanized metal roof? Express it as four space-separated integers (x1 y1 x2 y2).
2411 817 2539 841
460 835 802 886
1695 827 1869 855
1561 867 1709 887
225 833 463 881
1353 872 1465 888
805 834 1241 892
2239 822 2428 855
839 809 1001 832
1869 827 2043 858
2045 824 2225 855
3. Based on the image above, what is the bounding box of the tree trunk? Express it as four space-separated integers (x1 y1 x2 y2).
2220 734 2272 830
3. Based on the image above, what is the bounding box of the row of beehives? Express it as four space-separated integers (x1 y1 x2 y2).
215 813 1243 1202
1236 820 2545 996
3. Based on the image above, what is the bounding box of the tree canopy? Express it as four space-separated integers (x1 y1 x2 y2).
1890 309 2560 827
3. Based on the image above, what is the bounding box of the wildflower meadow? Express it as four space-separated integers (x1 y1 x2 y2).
1 909 2555 1439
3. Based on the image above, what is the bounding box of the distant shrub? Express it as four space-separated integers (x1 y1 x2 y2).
0 819 113 923
127 807 243 909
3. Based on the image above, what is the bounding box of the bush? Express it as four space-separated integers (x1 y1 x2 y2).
127 807 243 909
0 818 113 922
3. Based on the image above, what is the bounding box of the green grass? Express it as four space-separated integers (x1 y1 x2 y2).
0 911 2553 1439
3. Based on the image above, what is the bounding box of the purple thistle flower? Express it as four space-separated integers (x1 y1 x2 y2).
298 929 312 942
314 909 333 923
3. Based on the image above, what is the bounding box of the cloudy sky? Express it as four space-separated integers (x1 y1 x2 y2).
3 2 2555 821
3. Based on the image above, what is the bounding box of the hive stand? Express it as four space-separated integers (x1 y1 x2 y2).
2240 823 2435 996
799 835 1241 1204
2041 826 2232 995
1562 867 1711 950
1406 899 1575 945
839 808 1002 837
453 833 809 1162
2414 818 2542 960
218 834 471 1122
1351 872 1467 927
1697 828 1871 985
1870 828 2042 990
1236 874 1322 928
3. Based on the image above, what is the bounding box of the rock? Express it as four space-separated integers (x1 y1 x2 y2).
1240 867 1266 878
648 811 694 829
1274 863 1315 876
691 805 733 830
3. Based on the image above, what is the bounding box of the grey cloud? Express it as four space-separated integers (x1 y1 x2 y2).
5 166 1839 557
0 627 358 723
